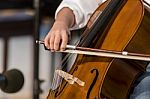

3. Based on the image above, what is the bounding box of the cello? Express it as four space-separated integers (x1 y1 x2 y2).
38 0 150 99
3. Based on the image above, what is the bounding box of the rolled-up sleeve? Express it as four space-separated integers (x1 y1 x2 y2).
55 0 106 30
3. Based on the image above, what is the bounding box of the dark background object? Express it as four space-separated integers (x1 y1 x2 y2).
0 69 24 93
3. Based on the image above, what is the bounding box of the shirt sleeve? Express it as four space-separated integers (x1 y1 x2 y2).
55 0 106 30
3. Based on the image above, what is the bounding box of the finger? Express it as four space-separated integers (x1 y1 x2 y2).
50 34 55 52
44 34 51 49
54 34 61 51
60 32 68 51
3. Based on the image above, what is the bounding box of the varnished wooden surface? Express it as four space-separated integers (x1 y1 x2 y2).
47 0 145 99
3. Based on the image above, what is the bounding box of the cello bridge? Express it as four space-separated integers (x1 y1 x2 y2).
55 70 85 86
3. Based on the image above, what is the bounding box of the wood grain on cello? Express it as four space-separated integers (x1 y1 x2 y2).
38 0 150 99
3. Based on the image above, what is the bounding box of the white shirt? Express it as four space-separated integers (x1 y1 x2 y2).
55 0 106 30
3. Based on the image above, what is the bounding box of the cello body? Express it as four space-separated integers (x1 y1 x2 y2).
101 6 150 99
47 0 150 99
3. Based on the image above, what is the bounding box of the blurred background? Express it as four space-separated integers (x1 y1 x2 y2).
0 0 62 99
0 0 150 99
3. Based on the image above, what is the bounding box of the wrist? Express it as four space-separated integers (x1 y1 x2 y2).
55 7 75 28
54 20 69 28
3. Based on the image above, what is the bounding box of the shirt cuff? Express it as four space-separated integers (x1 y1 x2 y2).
55 0 85 30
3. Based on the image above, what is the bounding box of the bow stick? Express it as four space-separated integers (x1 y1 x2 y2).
36 40 150 61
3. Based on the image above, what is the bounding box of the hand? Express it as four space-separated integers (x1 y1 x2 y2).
44 21 70 51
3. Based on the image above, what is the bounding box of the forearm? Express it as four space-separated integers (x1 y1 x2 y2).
55 7 75 28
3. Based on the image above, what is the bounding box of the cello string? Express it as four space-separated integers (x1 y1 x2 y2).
53 26 96 91
38 21 99 91
36 40 73 90
51 53 73 90
50 37 82 90
51 26 93 91
37 6 102 91
36 40 81 90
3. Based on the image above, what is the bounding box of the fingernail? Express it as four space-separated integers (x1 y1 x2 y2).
60 48 65 51
51 49 54 52
44 45 49 49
